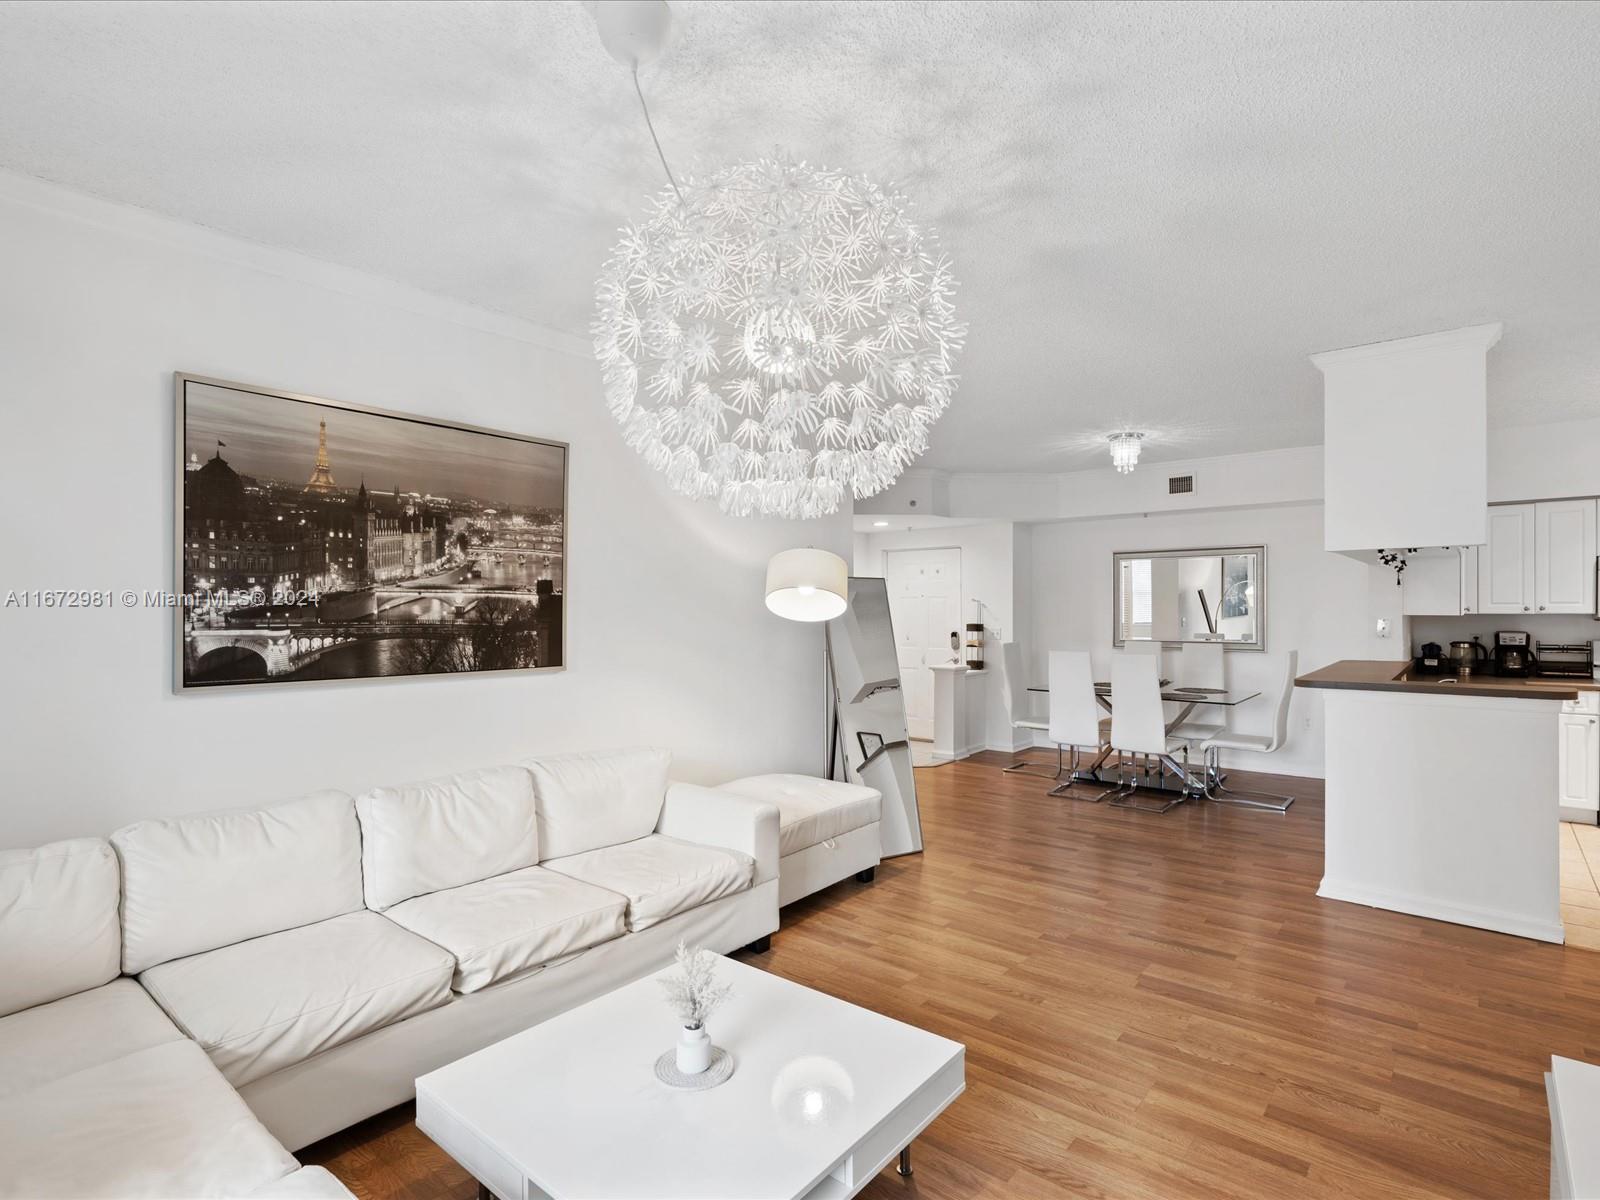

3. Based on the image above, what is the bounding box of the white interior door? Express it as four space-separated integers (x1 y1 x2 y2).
884 548 962 741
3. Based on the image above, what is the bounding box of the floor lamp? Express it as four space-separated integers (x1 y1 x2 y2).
765 548 849 779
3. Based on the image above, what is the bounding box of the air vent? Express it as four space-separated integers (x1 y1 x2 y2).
1168 474 1194 495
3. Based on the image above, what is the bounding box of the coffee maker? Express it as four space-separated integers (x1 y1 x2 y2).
1494 630 1534 677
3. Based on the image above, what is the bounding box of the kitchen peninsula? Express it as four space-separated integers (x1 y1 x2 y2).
1298 660 1594 943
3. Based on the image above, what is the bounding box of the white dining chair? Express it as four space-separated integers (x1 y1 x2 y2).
1043 651 1117 802
998 641 1059 779
1199 650 1299 812
1107 651 1195 813
1172 640 1226 747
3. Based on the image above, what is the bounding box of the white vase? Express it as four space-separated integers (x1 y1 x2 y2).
676 1024 712 1075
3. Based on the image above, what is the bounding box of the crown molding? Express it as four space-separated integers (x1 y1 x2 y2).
1309 321 1503 370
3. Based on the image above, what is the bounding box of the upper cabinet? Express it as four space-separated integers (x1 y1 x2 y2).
1479 505 1537 613
1476 500 1596 615
1401 546 1479 616
1535 499 1597 614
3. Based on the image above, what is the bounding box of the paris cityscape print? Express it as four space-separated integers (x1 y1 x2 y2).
176 375 566 689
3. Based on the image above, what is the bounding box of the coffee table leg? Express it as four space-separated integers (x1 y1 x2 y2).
897 1144 913 1177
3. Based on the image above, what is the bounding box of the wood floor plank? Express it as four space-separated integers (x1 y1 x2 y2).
303 752 1594 1197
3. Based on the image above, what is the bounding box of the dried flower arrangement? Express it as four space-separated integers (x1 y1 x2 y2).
658 941 732 1030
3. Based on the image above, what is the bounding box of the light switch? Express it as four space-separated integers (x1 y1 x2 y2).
1376 618 1391 638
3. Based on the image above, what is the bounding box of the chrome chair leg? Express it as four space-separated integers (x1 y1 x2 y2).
1201 746 1294 811
1108 751 1181 814
1048 745 1120 802
1004 742 1065 780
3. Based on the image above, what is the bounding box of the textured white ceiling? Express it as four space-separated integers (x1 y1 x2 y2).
1 0 1596 472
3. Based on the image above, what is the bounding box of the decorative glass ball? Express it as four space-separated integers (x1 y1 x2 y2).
594 153 966 519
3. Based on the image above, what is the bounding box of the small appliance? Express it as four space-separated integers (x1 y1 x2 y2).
1494 630 1534 677
1413 642 1449 675
1448 638 1489 676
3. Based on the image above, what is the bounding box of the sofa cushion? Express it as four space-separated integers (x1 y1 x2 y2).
112 791 363 975
383 865 628 993
0 837 121 1017
525 747 671 861
139 910 454 1088
0 1039 298 1199
356 766 538 911
542 834 755 931
717 774 883 857
0 977 182 1101
244 1166 356 1199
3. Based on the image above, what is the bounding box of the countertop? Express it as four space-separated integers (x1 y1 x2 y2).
1295 659 1596 700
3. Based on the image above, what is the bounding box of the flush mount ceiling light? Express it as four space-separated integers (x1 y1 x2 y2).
590 3 966 520
1108 431 1145 474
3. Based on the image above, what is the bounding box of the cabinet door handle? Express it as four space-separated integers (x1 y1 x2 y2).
1540 605 1546 611
1524 606 1530 612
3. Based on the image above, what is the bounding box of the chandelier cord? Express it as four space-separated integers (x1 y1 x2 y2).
631 63 684 206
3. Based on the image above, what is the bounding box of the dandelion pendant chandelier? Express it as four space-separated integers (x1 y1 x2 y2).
591 7 966 520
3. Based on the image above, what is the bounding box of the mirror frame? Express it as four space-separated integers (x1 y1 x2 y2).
1111 545 1267 651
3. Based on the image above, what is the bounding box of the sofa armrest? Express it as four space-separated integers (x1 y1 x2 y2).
656 782 779 887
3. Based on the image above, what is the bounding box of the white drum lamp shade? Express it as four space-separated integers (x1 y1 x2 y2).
765 549 848 622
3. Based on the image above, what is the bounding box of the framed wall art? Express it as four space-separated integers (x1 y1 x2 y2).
175 373 567 690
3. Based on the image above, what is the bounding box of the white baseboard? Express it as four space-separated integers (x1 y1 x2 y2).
1317 876 1564 944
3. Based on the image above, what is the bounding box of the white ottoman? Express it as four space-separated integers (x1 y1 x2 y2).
716 775 882 907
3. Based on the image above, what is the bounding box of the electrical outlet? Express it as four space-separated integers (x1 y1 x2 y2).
1303 716 1313 731
1375 617 1391 638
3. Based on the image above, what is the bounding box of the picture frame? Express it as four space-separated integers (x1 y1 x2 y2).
174 373 568 691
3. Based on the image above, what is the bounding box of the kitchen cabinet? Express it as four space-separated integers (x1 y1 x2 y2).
1478 504 1537 614
1402 546 1479 615
1475 500 1597 616
1535 499 1597 615
1558 694 1599 822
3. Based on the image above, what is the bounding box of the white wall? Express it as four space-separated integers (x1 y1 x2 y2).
1028 503 1377 778
0 173 850 848
1488 416 1600 503
853 521 1020 750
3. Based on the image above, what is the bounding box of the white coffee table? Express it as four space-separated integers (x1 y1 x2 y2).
415 957 965 1200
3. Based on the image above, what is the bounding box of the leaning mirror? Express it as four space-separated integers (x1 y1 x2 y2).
1112 546 1265 650
825 577 923 857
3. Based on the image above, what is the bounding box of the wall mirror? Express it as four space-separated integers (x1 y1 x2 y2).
1113 546 1265 650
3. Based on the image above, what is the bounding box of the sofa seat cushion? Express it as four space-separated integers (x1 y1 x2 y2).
0 978 182 1101
243 1166 356 1198
0 837 122 1018
384 865 628 994
542 834 755 932
0 1039 298 1199
139 910 454 1088
717 774 882 858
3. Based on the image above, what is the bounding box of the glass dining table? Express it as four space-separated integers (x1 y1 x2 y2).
1026 681 1262 798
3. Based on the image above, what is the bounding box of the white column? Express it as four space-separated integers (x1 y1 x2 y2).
929 663 968 764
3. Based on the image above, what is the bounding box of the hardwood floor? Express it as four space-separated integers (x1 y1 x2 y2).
305 753 1600 1198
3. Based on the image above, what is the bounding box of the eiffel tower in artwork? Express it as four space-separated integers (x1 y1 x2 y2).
304 419 338 494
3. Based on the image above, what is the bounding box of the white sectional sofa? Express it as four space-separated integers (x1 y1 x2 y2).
0 748 779 1196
